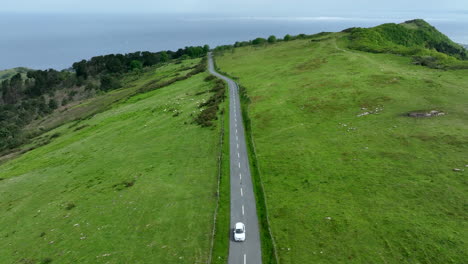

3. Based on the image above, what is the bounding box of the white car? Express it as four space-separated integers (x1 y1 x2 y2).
233 222 246 242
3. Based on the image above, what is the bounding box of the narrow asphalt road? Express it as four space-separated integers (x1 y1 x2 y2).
208 53 262 264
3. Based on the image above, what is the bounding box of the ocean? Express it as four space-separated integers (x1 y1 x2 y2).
0 13 467 70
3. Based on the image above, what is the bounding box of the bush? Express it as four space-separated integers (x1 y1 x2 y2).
65 202 76 210
48 99 58 110
41 257 53 264
268 35 277 43
252 38 267 45
195 78 226 127
130 60 143 71
204 75 216 82
100 75 121 91
284 34 292 41
85 82 97 91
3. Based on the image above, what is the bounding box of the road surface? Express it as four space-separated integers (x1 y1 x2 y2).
208 53 263 264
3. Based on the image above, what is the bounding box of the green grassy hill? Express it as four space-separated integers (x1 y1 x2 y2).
216 30 467 263
346 19 467 69
0 67 30 81
0 60 225 263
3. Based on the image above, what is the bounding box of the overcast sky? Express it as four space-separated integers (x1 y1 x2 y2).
2 0 468 16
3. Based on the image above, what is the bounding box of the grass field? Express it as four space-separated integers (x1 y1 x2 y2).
25 59 201 134
0 61 224 263
216 35 468 263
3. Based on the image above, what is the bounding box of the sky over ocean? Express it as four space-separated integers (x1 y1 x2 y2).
1 14 467 70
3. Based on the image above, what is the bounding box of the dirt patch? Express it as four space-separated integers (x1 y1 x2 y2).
407 110 445 118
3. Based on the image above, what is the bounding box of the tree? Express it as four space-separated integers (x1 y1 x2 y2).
268 35 277 43
48 98 58 110
284 34 292 41
130 60 143 71
203 44 210 53
106 56 124 73
252 38 267 45
73 60 88 79
160 51 169 62
100 75 121 91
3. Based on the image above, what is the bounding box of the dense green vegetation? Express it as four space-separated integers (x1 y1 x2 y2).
346 19 468 69
0 45 209 154
216 28 468 263
213 32 325 52
0 58 226 263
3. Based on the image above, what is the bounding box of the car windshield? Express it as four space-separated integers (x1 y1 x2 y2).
235 228 243 234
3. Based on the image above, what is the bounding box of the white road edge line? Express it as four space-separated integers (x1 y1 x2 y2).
242 205 244 215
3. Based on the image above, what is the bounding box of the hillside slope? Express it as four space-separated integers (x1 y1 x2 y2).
346 19 467 69
0 67 30 81
0 61 224 263
216 32 468 263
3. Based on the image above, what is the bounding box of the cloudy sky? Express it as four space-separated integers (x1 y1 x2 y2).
2 0 467 16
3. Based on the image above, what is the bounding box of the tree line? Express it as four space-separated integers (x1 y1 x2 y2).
0 45 210 152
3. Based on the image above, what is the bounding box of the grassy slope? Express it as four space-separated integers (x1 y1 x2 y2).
216 36 468 263
0 67 30 81
0 62 223 263
26 60 201 133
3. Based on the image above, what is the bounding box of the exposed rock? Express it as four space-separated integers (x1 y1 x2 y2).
357 106 384 117
408 110 445 118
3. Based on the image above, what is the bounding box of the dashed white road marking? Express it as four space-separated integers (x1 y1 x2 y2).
237 152 240 158
236 129 238 134
242 205 244 215
244 253 246 264
237 143 239 149
240 188 243 197
238 162 241 168
239 173 242 180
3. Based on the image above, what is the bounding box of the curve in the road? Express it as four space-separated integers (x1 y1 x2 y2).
208 53 263 264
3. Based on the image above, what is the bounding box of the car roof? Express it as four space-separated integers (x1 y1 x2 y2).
235 222 245 228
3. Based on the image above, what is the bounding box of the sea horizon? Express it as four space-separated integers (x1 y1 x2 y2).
1 13 467 71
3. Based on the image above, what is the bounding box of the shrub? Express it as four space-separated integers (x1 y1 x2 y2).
252 38 267 45
130 60 143 71
48 99 58 110
195 78 226 127
204 75 216 82
65 202 76 210
267 35 277 43
40 258 53 264
100 75 121 91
